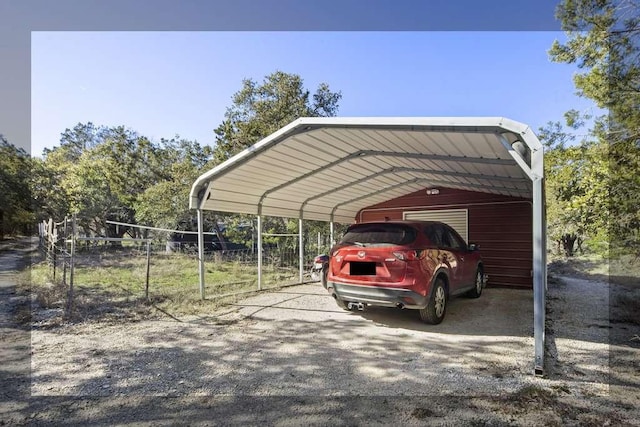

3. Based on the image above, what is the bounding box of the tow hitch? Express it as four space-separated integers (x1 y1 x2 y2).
347 302 365 311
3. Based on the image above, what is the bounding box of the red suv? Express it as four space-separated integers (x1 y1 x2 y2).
326 220 484 324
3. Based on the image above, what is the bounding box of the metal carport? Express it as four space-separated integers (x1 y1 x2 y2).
189 117 546 374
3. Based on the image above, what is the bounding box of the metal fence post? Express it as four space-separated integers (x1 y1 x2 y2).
62 217 68 285
67 214 76 318
47 218 53 277
145 239 151 301
52 235 57 283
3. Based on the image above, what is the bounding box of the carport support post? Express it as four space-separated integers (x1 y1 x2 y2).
299 218 304 283
330 221 334 247
533 177 545 375
197 208 205 300
257 215 262 290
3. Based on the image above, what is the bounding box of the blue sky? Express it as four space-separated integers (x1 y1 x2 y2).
31 31 598 157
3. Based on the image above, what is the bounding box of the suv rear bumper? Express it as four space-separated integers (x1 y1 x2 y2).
327 281 429 309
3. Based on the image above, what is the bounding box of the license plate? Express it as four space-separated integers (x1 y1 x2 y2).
314 263 324 269
350 261 376 276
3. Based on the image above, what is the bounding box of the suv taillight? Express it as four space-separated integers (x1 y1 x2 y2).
392 250 417 261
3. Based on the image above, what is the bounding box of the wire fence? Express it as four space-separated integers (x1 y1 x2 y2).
37 216 337 318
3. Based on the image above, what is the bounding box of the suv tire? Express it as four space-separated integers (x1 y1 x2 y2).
466 267 484 298
419 277 447 324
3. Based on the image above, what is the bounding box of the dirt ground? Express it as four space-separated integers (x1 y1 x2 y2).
2 241 639 426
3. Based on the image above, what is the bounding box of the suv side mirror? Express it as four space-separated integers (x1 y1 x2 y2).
468 243 479 251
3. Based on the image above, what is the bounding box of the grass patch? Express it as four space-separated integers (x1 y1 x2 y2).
25 250 303 323
510 385 557 408
493 384 626 426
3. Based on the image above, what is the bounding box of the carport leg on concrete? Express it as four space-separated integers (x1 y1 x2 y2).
330 221 335 247
533 178 545 375
257 214 263 290
299 218 304 283
197 208 205 300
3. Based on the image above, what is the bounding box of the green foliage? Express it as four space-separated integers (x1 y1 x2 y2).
36 123 215 237
210 71 344 243
31 156 69 222
541 116 610 257
134 137 214 230
213 71 342 163
550 0 640 133
609 136 640 251
0 135 34 237
42 124 151 235
549 0 640 256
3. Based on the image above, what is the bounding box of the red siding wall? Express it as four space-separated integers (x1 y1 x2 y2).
357 187 533 288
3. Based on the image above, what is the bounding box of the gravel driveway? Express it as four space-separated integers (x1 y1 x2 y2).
0 238 37 423
31 285 538 397
2 240 638 425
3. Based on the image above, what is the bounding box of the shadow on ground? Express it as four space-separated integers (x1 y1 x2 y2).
5 249 637 425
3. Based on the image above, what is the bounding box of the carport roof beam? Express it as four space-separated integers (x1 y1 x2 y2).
299 166 530 217
329 177 530 218
257 150 515 215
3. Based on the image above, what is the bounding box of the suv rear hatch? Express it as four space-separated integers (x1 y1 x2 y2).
330 223 418 284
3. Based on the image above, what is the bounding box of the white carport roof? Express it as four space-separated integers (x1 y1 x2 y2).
189 116 546 375
190 117 542 223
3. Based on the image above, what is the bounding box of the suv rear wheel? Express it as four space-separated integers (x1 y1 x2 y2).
419 278 447 324
466 267 484 298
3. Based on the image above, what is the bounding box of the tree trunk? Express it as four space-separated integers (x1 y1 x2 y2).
212 217 227 251
106 222 126 248
576 237 584 254
561 233 577 257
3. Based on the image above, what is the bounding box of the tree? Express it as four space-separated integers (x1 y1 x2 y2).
38 123 106 231
31 156 70 223
550 0 640 134
539 117 609 256
134 137 214 230
50 121 103 162
0 135 34 238
37 122 220 243
40 123 165 238
209 71 343 249
549 0 640 255
213 71 342 163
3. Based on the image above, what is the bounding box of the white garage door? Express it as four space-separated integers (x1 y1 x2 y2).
403 209 469 242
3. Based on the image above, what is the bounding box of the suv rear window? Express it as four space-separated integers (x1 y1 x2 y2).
339 223 417 246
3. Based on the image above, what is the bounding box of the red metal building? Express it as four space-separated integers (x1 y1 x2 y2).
358 187 533 288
